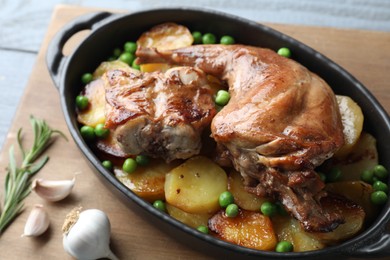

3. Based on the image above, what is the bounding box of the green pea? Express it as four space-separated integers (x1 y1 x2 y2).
75 95 89 110
123 158 137 173
277 47 291 58
220 35 235 45
202 33 216 44
113 47 122 58
327 167 342 182
373 165 388 180
192 31 202 44
275 241 294 252
132 59 140 70
361 169 374 183
153 200 166 212
373 181 388 193
197 225 209 234
119 52 135 65
225 203 239 218
260 201 277 217
136 155 150 166
215 90 230 106
94 123 110 139
219 191 234 208
80 125 95 140
81 73 93 84
318 172 326 182
124 41 137 54
102 160 113 171
276 201 288 216
371 191 388 205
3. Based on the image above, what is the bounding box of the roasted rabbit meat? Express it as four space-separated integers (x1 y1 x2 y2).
102 66 216 162
136 44 345 232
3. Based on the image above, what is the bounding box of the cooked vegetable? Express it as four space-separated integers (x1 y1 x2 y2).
80 125 95 140
92 60 130 79
197 225 209 234
137 22 193 51
102 160 113 171
164 156 227 214
166 203 211 228
228 170 268 211
361 169 374 183
94 123 109 139
275 241 293 252
192 31 202 44
113 47 122 58
373 180 388 193
219 191 234 208
334 95 364 158
135 155 150 166
220 35 235 45
119 52 135 65
202 33 216 44
209 209 277 251
277 47 291 58
225 204 239 218
75 95 89 110
153 200 166 212
215 90 230 106
81 73 93 84
272 216 325 252
139 63 171 73
124 41 137 54
77 79 106 127
326 167 342 182
122 158 137 174
373 165 388 180
260 201 277 217
131 59 140 70
370 191 388 205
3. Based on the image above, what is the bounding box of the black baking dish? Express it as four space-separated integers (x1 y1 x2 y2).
46 8 390 259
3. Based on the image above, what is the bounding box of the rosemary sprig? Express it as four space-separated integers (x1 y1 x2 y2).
0 115 67 234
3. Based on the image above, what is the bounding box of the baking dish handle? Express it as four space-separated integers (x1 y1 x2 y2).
46 11 118 89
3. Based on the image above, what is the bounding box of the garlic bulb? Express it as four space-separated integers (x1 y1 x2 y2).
32 176 75 202
22 204 50 237
62 208 118 260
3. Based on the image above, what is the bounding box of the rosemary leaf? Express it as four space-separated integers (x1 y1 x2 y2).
0 116 66 235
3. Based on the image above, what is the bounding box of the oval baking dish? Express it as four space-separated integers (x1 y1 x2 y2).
46 8 390 259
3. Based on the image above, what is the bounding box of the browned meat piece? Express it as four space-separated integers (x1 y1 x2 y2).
136 44 345 232
102 66 216 162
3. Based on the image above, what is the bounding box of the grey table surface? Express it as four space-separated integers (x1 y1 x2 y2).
0 0 389 150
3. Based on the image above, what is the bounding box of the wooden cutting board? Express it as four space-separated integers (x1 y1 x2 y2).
0 4 389 259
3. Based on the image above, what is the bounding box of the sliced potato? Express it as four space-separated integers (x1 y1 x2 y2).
335 95 364 158
209 209 277 251
77 79 106 127
166 203 212 228
272 215 325 252
335 132 378 181
325 181 378 223
115 159 178 202
137 22 193 51
164 156 227 214
93 60 130 79
140 63 172 73
95 132 129 158
228 170 268 211
309 195 365 244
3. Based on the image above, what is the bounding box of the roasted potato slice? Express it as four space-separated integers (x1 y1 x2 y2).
272 215 325 252
228 170 269 211
209 209 277 251
115 159 178 202
137 22 193 51
309 195 365 244
140 63 172 73
166 203 212 228
164 156 227 214
335 132 378 181
93 60 130 79
77 79 106 127
325 181 378 223
334 95 364 158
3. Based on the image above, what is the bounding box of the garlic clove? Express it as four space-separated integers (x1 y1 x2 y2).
32 176 75 202
21 204 50 237
62 208 118 260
